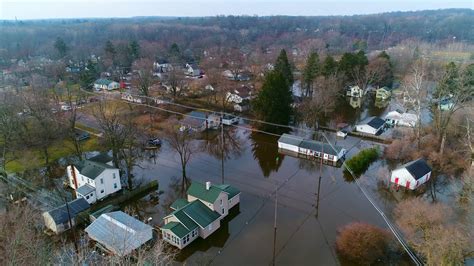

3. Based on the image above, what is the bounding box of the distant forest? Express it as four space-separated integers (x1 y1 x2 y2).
0 9 473 63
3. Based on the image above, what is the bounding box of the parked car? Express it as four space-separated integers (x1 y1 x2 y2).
61 104 72 111
147 138 162 146
75 131 90 141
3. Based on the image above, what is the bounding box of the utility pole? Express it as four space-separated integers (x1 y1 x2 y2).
272 185 278 266
65 197 79 253
221 111 225 184
316 141 324 218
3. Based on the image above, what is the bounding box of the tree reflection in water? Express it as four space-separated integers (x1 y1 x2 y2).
250 132 284 177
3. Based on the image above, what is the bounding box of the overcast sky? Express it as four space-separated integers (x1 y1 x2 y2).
1 0 472 20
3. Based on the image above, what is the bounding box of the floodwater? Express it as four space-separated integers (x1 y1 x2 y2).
128 93 413 266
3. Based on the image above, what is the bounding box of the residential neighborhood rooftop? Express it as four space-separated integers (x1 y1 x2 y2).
402 158 432 180
46 198 90 224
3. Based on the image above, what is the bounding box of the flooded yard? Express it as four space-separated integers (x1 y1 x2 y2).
129 124 406 265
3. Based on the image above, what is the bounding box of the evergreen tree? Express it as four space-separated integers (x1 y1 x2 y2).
129 40 140 60
79 60 99 90
321 55 337 77
274 49 293 85
104 40 116 59
252 70 293 130
54 37 68 58
302 52 320 97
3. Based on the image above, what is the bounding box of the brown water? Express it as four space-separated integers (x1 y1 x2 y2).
130 122 411 265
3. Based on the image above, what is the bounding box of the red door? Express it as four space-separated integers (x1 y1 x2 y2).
394 177 399 184
406 181 410 189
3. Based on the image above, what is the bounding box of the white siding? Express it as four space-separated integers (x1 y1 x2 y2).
278 142 299 153
228 194 240 209
356 125 378 135
390 168 430 190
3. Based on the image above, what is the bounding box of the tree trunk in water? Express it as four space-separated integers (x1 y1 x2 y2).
127 170 133 190
439 132 446 155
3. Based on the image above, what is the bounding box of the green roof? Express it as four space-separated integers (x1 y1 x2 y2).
217 185 240 199
167 200 221 229
76 160 116 180
187 182 224 203
161 222 191 238
187 182 240 203
95 78 113 85
170 199 189 210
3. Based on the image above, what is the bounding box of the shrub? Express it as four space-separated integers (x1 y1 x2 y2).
344 147 379 176
336 222 392 265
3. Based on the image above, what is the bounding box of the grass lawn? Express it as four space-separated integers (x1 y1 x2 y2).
5 136 103 173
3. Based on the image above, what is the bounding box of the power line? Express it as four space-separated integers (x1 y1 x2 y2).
80 89 423 265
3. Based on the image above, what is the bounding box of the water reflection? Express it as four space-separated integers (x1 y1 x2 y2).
250 132 284 177
199 128 244 161
175 205 240 262
349 97 362 109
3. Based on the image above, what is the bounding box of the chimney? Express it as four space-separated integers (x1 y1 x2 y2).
206 181 211 190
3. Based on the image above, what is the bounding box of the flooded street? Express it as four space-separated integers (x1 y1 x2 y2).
131 123 398 265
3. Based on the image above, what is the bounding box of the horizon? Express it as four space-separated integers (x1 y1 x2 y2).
1 0 472 20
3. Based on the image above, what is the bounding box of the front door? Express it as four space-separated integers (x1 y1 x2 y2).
406 181 410 189
394 177 399 184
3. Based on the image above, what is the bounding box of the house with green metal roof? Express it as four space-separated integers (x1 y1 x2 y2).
66 153 122 204
161 181 240 249
94 78 120 91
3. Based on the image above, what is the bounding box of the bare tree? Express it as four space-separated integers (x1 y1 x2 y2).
394 198 470 265
132 58 154 99
0 203 52 265
0 92 21 169
165 67 187 99
92 98 127 168
433 63 474 154
64 87 87 159
400 59 429 149
161 121 198 185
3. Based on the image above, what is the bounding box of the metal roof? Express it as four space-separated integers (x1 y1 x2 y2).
85 211 153 256
401 158 432 180
161 222 190 238
170 199 189 210
46 198 90 224
299 140 342 156
187 182 224 203
76 184 95 196
278 133 304 147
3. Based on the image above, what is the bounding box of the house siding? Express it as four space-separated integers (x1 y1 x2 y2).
390 168 430 190
212 192 229 218
199 219 221 239
228 194 240 209
356 124 379 135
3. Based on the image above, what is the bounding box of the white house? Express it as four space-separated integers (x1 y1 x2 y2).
179 111 221 131
121 93 145 104
222 114 239 125
94 79 120 91
346 86 363 98
278 134 346 162
153 60 173 73
355 117 385 135
67 153 122 204
226 85 253 104
385 110 417 127
185 63 203 77
390 158 432 190
161 181 240 249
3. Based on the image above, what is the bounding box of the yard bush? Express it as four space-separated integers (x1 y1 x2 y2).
344 147 379 177
336 222 392 265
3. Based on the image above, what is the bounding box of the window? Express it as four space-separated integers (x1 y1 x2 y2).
222 208 225 214
100 178 104 184
113 173 116 179
86 195 89 199
90 192 94 196
81 176 84 181
229 199 232 204
114 183 118 189
100 189 104 194
220 199 223 206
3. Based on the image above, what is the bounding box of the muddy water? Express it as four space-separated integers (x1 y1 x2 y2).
130 122 406 265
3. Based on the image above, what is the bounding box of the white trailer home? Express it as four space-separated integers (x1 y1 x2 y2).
390 158 432 190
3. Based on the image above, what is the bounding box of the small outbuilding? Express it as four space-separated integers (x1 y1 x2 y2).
43 198 90 234
85 211 153 256
355 117 385 135
390 158 432 190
